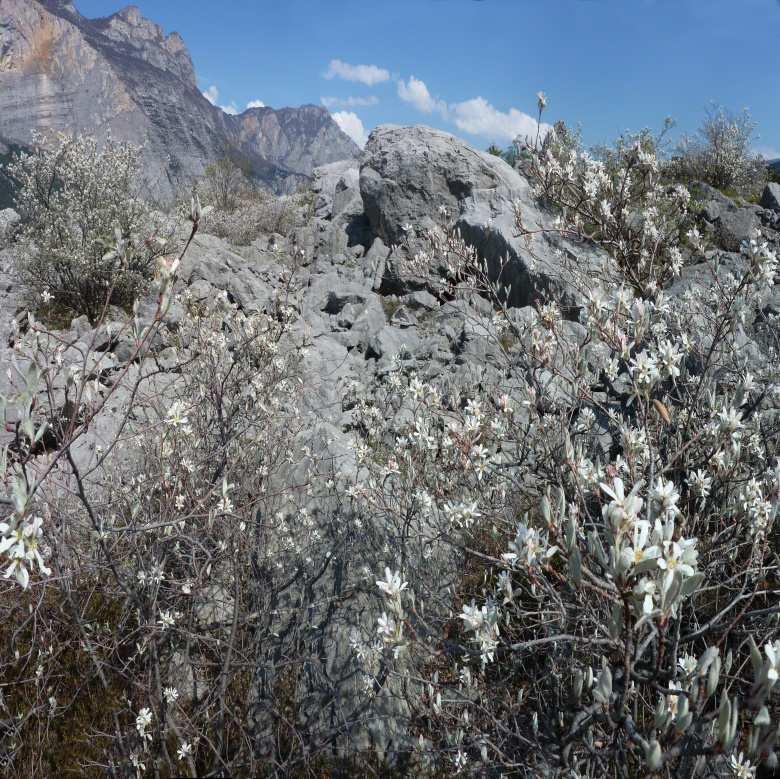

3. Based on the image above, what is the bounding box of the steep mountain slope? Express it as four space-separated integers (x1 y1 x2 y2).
0 0 359 201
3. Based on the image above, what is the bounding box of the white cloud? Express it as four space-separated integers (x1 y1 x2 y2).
450 97 549 143
246 99 266 109
324 59 390 86
396 74 548 145
332 111 368 147
397 76 446 116
202 84 219 105
321 95 379 109
202 84 240 115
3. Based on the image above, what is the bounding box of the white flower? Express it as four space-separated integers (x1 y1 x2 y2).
165 401 191 433
0 516 51 589
41 289 54 304
657 538 698 594
628 350 659 392
620 519 659 570
687 469 712 499
536 91 547 111
157 610 176 630
460 602 488 632
376 612 396 640
634 577 657 615
600 478 644 533
177 741 193 761
678 653 698 675
656 339 682 379
163 686 179 704
765 640 780 686
376 567 408 599
730 752 756 778
650 479 680 519
135 706 153 738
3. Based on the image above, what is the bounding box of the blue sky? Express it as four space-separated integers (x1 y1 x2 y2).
76 0 780 157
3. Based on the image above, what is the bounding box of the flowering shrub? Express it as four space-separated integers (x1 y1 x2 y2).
0 233 324 774
195 165 311 246
202 156 248 212
527 115 696 296
199 192 302 245
352 152 779 773
8 133 170 322
668 105 768 199
0 119 777 777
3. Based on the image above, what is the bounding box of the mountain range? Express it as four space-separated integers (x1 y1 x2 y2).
0 0 360 203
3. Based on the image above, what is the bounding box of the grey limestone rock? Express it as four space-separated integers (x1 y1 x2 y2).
0 1 360 201
360 124 611 310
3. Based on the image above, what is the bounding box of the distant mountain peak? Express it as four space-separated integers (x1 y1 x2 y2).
0 0 360 200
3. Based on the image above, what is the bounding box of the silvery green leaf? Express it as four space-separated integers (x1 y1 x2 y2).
633 558 658 576
661 571 682 611
568 546 582 586
755 706 771 727
609 603 623 640
587 530 608 567
565 517 575 551
697 647 719 675
11 475 28 514
34 421 48 443
572 670 583 702
654 696 668 729
717 696 731 744
646 740 662 770
749 635 763 675
728 697 739 746
676 694 689 722
21 417 34 443
678 712 692 732
680 572 704 598
593 665 612 704
541 494 551 524
707 655 721 698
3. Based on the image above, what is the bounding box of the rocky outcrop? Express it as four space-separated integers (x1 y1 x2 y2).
0 1 360 201
0 208 20 246
761 182 780 213
360 125 611 310
3 124 776 763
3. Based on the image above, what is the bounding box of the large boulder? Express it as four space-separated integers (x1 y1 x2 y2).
0 208 20 247
309 160 372 259
690 181 760 251
760 182 780 213
359 125 610 310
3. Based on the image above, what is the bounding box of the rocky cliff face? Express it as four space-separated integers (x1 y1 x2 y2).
0 0 359 201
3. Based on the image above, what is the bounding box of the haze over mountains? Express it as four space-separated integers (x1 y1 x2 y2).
0 0 360 202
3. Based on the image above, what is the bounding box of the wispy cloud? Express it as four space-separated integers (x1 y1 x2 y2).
324 59 390 86
202 84 240 115
397 76 446 115
450 97 547 143
331 110 368 146
202 85 220 105
246 99 266 109
397 75 548 143
321 95 379 109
